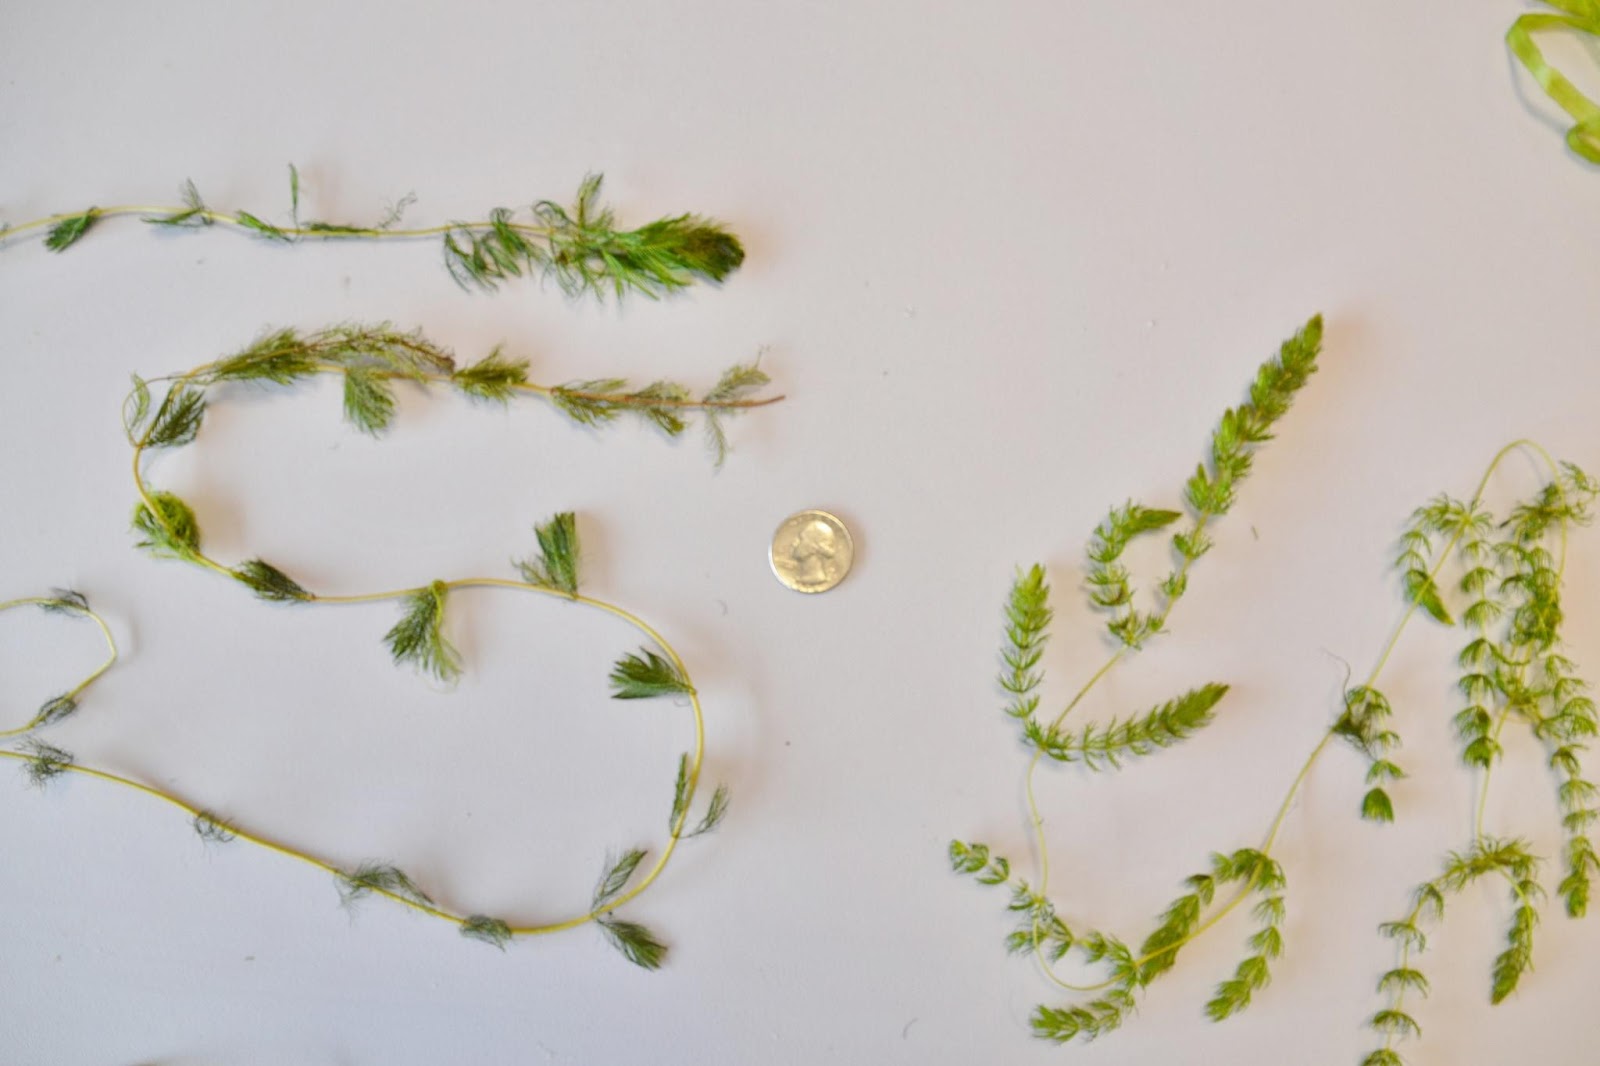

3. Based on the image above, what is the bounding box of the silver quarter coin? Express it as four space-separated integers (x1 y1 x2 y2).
770 510 854 593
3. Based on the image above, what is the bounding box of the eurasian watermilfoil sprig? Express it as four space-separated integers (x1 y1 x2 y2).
2 169 745 300
124 323 779 474
2 514 731 967
952 314 1325 1042
0 590 118 740
13 327 771 966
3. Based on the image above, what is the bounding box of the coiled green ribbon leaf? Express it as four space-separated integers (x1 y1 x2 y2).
1508 1 1600 164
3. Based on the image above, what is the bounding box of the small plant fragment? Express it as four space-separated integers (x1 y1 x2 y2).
4 169 746 301
609 649 695 700
337 862 435 908
591 849 668 968
193 811 237 844
384 582 462 683
460 915 514 950
0 591 118 740
1507 4 1600 165
515 511 581 596
948 313 1600 1060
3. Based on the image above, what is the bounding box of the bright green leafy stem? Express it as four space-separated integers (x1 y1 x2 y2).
1507 2 1600 165
949 315 1598 1059
1354 454 1598 1066
954 314 1324 1043
2 169 746 301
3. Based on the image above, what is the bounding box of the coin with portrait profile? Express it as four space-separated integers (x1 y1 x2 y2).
769 509 854 593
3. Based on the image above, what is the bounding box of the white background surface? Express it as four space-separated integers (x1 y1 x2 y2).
3 3 1600 1064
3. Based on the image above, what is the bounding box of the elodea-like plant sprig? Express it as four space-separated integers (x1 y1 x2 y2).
951 314 1325 1043
3 516 731 968
2 169 746 300
950 315 1596 1059
1354 450 1597 1066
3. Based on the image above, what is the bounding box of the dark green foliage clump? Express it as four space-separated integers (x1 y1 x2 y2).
342 366 396 435
206 330 320 385
460 915 513 949
609 649 694 699
132 491 202 561
594 849 646 909
39 589 90 615
685 783 729 838
338 862 434 907
515 512 580 597
598 916 667 969
233 209 291 241
232 560 312 603
33 695 78 728
44 208 98 251
19 739 72 786
138 386 207 449
590 848 668 968
384 581 461 682
444 174 744 301
667 754 730 838
452 348 529 403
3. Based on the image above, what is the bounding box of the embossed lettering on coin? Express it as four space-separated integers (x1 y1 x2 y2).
770 510 853 593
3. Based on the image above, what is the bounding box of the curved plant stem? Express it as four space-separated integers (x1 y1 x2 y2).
0 583 705 941
0 594 118 738
5 204 489 243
